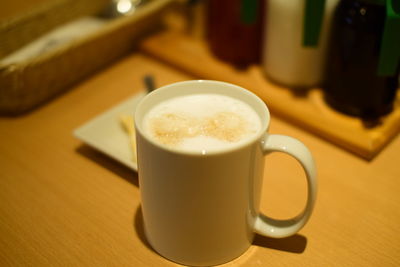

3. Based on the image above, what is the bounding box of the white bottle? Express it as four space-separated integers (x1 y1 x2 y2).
262 0 338 88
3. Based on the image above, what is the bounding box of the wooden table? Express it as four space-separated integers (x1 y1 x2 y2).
1 50 400 266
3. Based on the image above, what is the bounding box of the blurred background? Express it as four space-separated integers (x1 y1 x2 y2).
1 0 399 158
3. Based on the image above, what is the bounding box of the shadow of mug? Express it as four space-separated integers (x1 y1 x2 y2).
253 233 307 254
134 205 153 252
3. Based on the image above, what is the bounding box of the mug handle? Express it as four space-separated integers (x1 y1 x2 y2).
254 134 317 238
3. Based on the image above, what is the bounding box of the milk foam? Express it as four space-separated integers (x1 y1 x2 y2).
143 94 261 153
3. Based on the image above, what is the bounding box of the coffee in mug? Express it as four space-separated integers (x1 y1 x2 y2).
142 94 261 153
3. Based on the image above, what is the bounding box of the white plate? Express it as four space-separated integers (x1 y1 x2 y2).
74 92 146 171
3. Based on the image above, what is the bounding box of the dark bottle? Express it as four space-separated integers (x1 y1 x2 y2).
206 0 264 67
324 0 400 119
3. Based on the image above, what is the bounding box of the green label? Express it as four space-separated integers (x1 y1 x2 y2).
240 0 258 25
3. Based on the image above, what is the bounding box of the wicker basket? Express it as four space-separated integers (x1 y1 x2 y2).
0 0 174 115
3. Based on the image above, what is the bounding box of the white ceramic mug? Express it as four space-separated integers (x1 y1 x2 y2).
135 80 317 266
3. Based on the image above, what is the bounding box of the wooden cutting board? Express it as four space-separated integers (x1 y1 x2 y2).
139 30 400 160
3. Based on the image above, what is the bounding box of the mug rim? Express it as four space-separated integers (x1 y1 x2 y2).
135 80 270 156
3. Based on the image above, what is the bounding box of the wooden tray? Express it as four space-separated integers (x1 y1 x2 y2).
139 31 400 160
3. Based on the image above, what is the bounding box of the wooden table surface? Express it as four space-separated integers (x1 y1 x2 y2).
1 47 400 266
